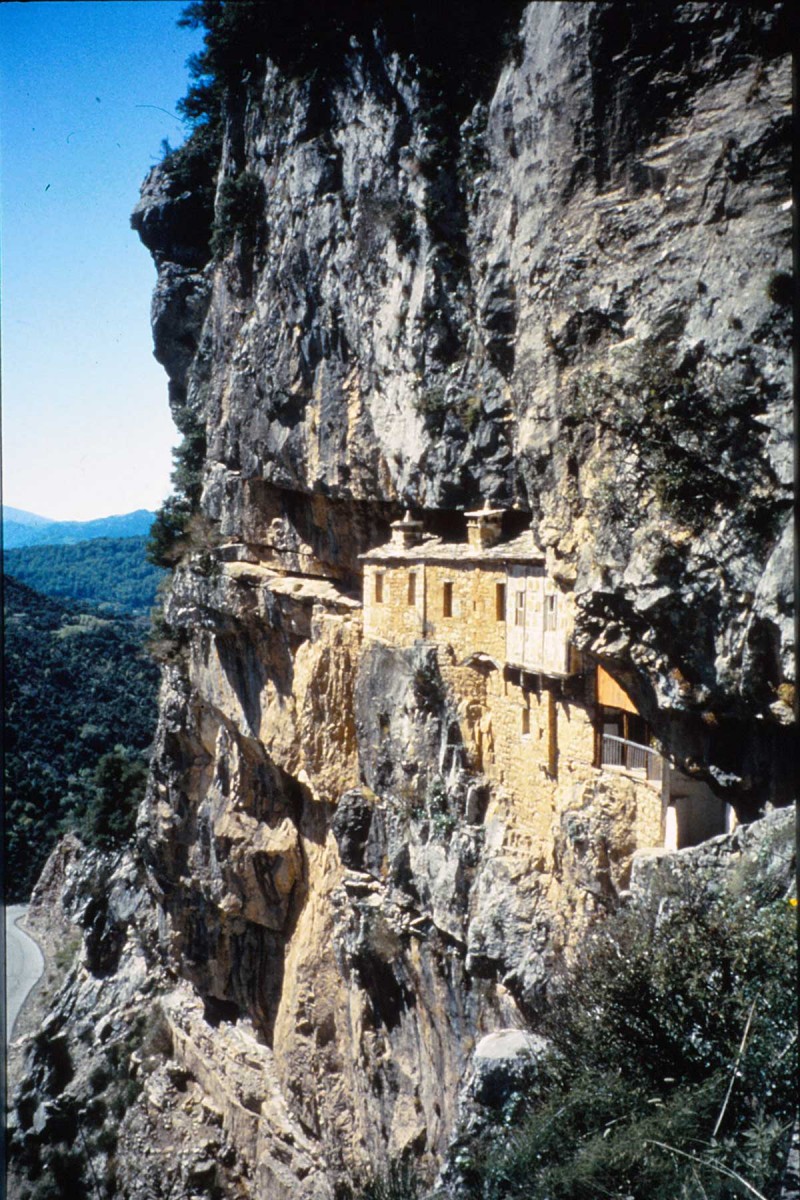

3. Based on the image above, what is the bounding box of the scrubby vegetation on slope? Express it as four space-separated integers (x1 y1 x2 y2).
3 577 159 901
145 407 208 569
461 824 797 1200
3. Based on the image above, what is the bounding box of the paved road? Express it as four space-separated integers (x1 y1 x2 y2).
5 905 44 1042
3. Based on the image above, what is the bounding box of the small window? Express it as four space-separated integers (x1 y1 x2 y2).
375 573 384 604
407 572 417 606
496 583 506 621
515 590 525 627
544 594 557 631
521 707 531 737
443 581 453 618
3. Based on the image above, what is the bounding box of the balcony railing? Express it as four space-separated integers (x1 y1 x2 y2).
601 734 663 786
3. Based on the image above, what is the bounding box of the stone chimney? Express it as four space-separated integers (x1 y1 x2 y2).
465 501 505 550
390 510 425 550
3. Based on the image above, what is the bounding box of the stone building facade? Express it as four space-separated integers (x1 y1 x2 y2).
361 509 731 853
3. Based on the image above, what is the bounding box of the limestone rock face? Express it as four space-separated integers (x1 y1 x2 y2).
135 0 792 785
130 3 791 1192
166 10 788 670
9 5 793 1199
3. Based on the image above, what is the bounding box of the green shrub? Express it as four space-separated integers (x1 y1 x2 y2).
426 774 457 838
103 1158 119 1200
140 1002 174 1066
44 1148 83 1194
210 170 264 258
413 373 481 433
109 1078 143 1120
83 1096 108 1128
31 1177 63 1200
161 121 221 207
170 406 207 507
146 578 187 664
414 379 449 420
469 854 797 1199
390 206 420 259
147 403 208 569
54 935 82 973
340 1160 421 1200
413 660 445 712
146 495 193 568
463 394 483 431
77 747 148 852
94 1127 118 1156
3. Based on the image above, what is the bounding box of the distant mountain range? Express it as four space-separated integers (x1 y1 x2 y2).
2 506 56 528
2 507 155 549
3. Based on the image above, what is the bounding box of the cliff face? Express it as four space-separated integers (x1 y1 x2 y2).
136 0 792 766
9 5 792 1199
129 2 791 1192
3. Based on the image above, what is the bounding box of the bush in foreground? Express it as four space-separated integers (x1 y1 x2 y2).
466 833 796 1199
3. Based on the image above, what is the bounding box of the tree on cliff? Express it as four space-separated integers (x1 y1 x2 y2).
79 747 148 851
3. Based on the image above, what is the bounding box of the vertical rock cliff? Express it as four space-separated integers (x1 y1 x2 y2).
134 0 793 785
8 5 793 1199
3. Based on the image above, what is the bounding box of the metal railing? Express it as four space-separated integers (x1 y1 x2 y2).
601 734 663 785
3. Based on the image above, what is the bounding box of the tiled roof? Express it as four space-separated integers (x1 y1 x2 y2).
359 530 545 565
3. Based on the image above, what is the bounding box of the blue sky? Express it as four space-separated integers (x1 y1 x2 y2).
1 1 203 521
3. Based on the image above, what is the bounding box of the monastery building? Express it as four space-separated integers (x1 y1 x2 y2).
361 506 732 853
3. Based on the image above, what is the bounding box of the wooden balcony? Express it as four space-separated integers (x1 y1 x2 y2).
601 734 663 788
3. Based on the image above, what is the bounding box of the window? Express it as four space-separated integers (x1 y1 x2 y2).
407 572 417 606
496 583 506 621
442 581 453 618
375 573 384 604
544 594 557 631
521 707 531 736
515 589 525 627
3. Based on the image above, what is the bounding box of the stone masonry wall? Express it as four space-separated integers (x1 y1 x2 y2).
363 560 516 665
363 556 664 866
436 655 665 858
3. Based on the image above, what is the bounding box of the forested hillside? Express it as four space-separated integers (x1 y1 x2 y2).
3 576 160 901
4 536 166 614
